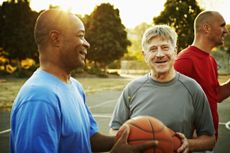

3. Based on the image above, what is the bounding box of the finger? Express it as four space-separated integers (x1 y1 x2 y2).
118 125 130 143
176 132 185 139
183 148 189 153
176 133 187 153
177 138 187 152
133 140 158 151
177 143 186 153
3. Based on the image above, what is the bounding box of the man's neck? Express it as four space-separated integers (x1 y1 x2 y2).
150 69 176 83
192 37 214 54
40 63 71 83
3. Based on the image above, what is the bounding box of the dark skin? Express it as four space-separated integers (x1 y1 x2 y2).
91 126 158 153
36 9 158 153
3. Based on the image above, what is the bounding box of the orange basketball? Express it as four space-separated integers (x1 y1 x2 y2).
116 116 182 153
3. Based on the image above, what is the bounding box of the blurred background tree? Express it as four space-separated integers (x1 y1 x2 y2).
213 24 230 73
153 0 203 52
124 22 151 61
84 3 130 72
0 0 230 76
0 0 38 76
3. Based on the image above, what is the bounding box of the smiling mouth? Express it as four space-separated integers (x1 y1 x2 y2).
155 61 167 63
79 49 87 57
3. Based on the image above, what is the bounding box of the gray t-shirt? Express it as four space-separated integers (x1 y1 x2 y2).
109 72 214 138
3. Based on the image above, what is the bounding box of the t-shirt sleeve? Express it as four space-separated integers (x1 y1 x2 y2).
85 104 99 137
109 87 130 130
11 100 61 153
174 58 193 78
76 82 99 137
192 83 215 136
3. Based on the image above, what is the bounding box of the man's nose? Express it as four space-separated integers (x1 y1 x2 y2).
156 49 164 57
224 26 228 34
84 39 90 49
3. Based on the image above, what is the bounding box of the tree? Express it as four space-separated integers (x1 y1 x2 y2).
223 25 230 55
125 22 151 61
216 24 230 73
84 3 130 70
153 0 203 52
0 0 38 69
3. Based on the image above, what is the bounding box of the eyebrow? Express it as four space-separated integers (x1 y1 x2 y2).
75 30 85 35
220 22 226 27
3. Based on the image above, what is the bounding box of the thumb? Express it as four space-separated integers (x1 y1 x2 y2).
118 125 130 143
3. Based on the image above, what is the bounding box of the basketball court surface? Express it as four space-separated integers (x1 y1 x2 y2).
0 89 230 153
89 90 230 153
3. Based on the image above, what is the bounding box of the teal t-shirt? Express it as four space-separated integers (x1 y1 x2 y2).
10 69 98 153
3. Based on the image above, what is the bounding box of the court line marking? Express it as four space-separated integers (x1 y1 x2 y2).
0 129 11 134
219 121 230 130
93 114 112 118
88 99 116 109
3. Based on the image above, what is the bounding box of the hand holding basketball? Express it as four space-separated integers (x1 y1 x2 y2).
116 116 182 153
111 125 158 153
175 132 189 153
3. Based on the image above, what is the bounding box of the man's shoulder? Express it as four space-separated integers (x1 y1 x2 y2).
178 73 199 85
177 73 202 90
14 72 63 106
177 46 195 59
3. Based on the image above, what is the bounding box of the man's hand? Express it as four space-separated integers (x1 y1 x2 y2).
176 132 189 153
110 125 158 153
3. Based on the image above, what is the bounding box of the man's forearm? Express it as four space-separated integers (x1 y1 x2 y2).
188 135 215 152
217 79 230 102
91 132 115 152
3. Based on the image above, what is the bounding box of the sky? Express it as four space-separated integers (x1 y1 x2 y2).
1 0 230 28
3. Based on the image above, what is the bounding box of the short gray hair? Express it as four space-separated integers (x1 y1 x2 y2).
141 25 177 51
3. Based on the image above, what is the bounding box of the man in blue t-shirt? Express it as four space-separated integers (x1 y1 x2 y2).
10 9 157 153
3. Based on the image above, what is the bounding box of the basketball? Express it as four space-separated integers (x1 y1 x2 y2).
116 116 182 153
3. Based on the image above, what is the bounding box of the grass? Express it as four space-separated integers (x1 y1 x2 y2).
0 77 131 111
218 74 230 83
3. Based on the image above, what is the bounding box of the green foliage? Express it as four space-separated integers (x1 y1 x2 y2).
0 0 39 61
153 0 203 52
84 3 131 70
215 24 230 74
222 25 230 55
211 49 230 74
125 22 151 61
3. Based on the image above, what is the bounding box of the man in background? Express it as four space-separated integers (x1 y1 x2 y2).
174 11 230 140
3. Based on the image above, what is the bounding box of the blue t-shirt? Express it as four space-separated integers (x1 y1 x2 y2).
10 69 98 153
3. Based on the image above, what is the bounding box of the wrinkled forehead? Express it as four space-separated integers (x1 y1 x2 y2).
147 36 172 46
148 35 169 42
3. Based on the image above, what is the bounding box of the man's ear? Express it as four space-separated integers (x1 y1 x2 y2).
142 50 145 56
203 23 211 33
174 47 178 54
49 30 61 47
142 50 148 63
